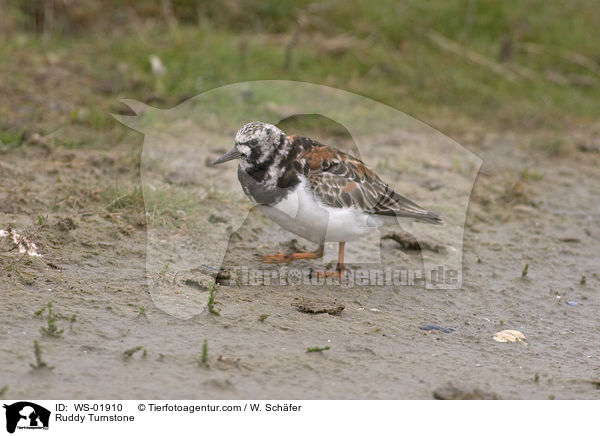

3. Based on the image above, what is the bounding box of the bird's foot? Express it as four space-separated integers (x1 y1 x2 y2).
313 263 349 278
262 251 323 264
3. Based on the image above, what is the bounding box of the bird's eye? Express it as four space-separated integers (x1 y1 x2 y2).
250 139 258 146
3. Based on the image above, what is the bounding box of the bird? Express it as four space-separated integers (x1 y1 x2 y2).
212 121 441 277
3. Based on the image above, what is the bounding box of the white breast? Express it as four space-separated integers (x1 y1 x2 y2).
258 177 381 243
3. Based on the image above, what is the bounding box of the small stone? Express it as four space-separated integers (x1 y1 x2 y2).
293 298 344 315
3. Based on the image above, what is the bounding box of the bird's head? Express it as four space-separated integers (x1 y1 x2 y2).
212 121 287 168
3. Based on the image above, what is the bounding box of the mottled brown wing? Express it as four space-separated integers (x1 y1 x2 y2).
295 140 441 224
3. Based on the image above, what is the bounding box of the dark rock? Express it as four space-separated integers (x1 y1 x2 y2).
419 324 455 334
293 298 344 315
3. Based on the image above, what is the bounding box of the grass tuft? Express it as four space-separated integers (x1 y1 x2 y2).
197 339 209 368
123 345 146 359
207 281 221 316
106 186 144 212
30 340 54 370
306 346 330 353
36 302 64 337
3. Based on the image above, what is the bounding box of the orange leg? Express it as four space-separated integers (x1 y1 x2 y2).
314 242 349 278
262 244 324 264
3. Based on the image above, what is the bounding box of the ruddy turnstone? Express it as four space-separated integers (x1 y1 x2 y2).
212 121 441 277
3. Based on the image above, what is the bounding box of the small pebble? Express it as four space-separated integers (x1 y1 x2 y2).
419 324 455 334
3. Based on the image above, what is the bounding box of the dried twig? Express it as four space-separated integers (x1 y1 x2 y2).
519 42 600 77
426 29 520 82
161 0 178 30
283 26 301 71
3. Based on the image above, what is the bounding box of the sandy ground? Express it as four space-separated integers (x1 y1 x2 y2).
1 116 599 399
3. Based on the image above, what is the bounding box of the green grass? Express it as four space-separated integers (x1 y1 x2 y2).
0 0 600 169
35 302 64 338
1 0 598 143
207 281 221 315
113 22 598 130
103 183 214 229
105 186 144 212
197 338 209 367
0 128 26 151
306 346 330 353
30 340 54 370
123 345 147 359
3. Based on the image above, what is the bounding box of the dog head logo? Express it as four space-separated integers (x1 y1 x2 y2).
3 402 50 433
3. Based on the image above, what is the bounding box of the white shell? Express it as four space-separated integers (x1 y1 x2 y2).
493 330 527 345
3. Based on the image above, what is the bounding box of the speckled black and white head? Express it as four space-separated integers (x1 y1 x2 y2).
212 121 293 185
234 121 287 167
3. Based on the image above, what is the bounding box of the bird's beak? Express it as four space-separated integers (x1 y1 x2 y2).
212 147 241 165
